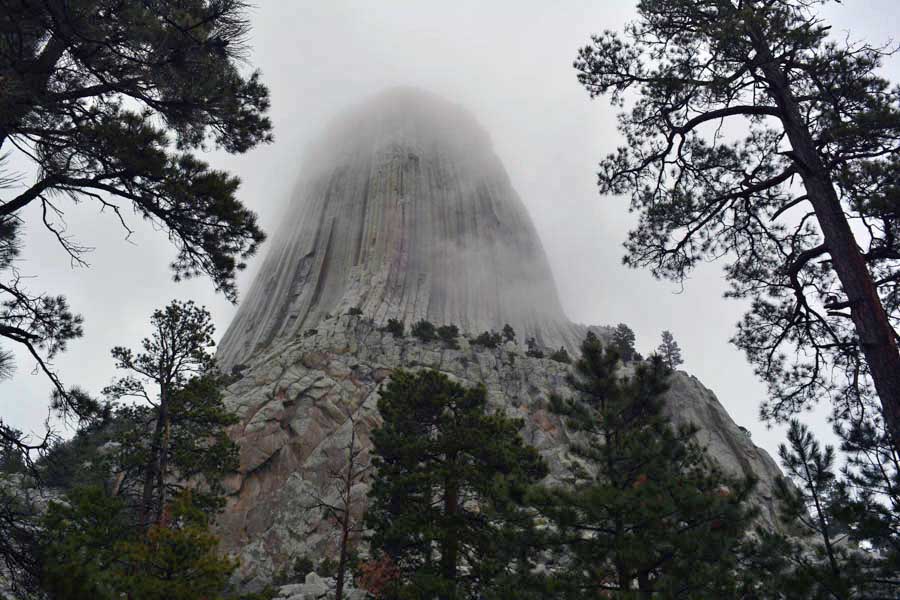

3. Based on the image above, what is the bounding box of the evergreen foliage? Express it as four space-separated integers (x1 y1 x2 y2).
411 320 438 342
0 0 271 421
532 333 757 597
437 325 460 349
656 330 684 369
525 337 544 359
502 324 516 343
383 319 405 338
472 330 503 349
347 307 364 316
610 323 636 362
41 488 237 600
548 347 571 364
102 300 236 525
575 0 900 451
366 369 547 600
763 414 900 598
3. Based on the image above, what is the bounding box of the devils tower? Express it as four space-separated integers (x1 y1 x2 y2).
215 89 784 589
218 88 583 371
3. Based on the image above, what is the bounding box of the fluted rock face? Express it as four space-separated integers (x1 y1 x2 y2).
216 90 786 591
218 88 581 370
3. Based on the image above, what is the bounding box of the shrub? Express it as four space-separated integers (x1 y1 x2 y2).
549 347 571 364
347 307 363 316
502 324 516 343
303 328 318 338
472 330 502 349
437 324 460 348
383 319 404 338
411 320 437 342
525 337 544 359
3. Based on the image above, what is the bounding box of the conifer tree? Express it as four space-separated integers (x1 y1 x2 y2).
41 488 238 600
366 369 547 600
767 414 900 598
103 300 234 526
532 333 757 598
575 0 900 452
656 330 684 369
610 323 636 362
0 0 271 420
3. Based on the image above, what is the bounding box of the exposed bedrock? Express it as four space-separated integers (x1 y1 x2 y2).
217 88 584 371
215 89 785 590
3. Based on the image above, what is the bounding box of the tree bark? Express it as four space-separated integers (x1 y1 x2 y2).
441 471 459 600
749 23 900 457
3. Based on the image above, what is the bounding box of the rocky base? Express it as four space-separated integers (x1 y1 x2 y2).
217 313 784 591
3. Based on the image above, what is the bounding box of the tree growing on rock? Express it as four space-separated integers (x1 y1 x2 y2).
656 330 684 369
366 369 547 600
610 323 636 362
532 332 757 597
307 416 370 600
576 0 900 452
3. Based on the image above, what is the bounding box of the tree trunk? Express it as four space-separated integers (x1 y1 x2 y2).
441 473 459 600
749 24 900 457
155 405 171 524
140 402 165 529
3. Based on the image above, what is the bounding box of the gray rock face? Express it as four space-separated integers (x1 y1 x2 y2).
215 90 785 590
217 88 583 371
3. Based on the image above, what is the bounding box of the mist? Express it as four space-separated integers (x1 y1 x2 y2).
3 0 900 461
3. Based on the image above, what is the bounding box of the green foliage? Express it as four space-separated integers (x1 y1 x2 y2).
347 307 364 316
472 330 503 349
383 319 405 338
41 489 237 600
531 332 758 597
575 0 900 439
524 337 544 359
760 414 900 598
502 324 516 343
548 347 571 364
103 300 235 524
0 0 271 428
367 369 547 600
411 320 438 342
437 324 460 349
657 330 683 369
610 323 636 362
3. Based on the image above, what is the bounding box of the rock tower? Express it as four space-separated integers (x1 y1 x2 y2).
215 89 784 589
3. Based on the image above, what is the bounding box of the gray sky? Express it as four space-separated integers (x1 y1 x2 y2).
3 0 900 462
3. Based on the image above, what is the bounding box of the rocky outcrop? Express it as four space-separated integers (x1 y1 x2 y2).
218 314 783 590
217 88 583 371
214 89 786 591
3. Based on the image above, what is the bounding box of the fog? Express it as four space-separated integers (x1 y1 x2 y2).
3 1 900 462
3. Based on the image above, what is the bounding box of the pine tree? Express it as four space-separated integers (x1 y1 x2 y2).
366 369 547 600
774 420 858 599
41 488 238 600
575 0 900 453
656 330 684 369
532 332 757 598
610 323 636 362
102 300 235 527
0 0 271 421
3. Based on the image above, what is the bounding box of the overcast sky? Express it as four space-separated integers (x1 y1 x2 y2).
4 1 900 462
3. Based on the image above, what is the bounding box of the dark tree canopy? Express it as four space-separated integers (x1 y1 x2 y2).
0 0 270 420
103 300 231 527
366 369 547 600
533 333 758 598
657 330 684 369
576 0 900 450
